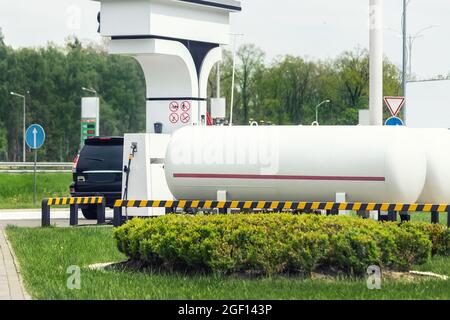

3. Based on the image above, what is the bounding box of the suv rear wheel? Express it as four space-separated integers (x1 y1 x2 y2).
82 206 98 220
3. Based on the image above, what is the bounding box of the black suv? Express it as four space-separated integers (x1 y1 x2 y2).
70 137 124 219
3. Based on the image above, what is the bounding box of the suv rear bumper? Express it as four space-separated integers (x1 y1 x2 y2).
70 191 122 208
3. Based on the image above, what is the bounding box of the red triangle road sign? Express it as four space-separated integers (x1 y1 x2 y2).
384 96 405 117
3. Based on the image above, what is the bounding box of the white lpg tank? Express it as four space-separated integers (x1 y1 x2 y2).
165 126 427 203
416 128 450 204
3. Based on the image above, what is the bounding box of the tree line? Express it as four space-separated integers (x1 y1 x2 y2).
0 31 402 162
208 44 402 126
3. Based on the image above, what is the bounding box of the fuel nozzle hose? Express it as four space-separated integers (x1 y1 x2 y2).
123 143 138 221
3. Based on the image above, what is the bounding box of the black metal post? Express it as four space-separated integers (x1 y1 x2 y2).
330 209 339 216
387 211 393 222
379 212 389 222
431 211 440 225
97 199 106 225
447 211 450 228
113 206 122 227
400 213 411 223
41 199 50 227
70 204 79 226
357 210 370 219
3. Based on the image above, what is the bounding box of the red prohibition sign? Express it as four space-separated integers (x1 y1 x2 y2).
181 101 191 112
169 101 179 112
180 112 191 124
169 113 179 124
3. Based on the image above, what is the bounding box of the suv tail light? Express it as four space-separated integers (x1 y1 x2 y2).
72 155 79 173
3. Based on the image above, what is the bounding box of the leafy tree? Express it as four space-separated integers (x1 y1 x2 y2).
235 44 265 124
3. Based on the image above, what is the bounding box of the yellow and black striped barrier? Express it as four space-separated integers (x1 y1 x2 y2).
46 196 104 206
42 197 105 227
113 200 450 227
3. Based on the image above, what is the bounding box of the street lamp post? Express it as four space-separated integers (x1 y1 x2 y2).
10 91 26 162
402 0 407 119
229 33 244 126
82 87 98 97
407 25 438 78
315 100 331 124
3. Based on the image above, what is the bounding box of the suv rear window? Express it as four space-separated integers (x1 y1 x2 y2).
77 144 123 172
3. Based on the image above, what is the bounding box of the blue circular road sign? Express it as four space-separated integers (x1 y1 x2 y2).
385 117 404 126
26 124 45 149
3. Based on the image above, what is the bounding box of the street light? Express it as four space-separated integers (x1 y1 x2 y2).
10 91 27 163
81 87 98 96
315 100 331 124
407 25 439 78
229 33 244 126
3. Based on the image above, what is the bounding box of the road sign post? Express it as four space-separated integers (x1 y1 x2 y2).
26 124 45 205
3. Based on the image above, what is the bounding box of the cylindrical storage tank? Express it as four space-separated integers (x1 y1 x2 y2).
165 126 426 203
416 128 450 204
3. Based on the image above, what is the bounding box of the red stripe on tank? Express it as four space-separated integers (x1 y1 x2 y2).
173 173 386 182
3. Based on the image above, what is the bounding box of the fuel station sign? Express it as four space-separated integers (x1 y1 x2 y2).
81 119 97 144
81 97 100 147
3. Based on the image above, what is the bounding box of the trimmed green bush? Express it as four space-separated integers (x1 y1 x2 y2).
113 214 449 275
399 222 450 256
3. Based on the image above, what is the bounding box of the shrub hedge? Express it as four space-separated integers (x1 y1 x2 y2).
113 214 450 275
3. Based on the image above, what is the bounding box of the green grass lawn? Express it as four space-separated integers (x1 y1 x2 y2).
0 173 71 209
410 212 448 225
350 211 448 226
6 226 450 300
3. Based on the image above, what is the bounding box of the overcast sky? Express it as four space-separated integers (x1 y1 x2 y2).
0 0 449 79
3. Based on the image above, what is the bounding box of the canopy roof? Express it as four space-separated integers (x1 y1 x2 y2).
92 0 242 12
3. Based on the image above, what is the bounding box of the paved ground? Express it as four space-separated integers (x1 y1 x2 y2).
0 226 31 300
0 209 113 300
0 208 114 221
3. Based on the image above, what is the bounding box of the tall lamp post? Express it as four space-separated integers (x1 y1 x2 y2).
369 0 383 126
315 100 331 124
402 0 407 118
229 33 244 126
10 91 26 162
407 25 438 78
